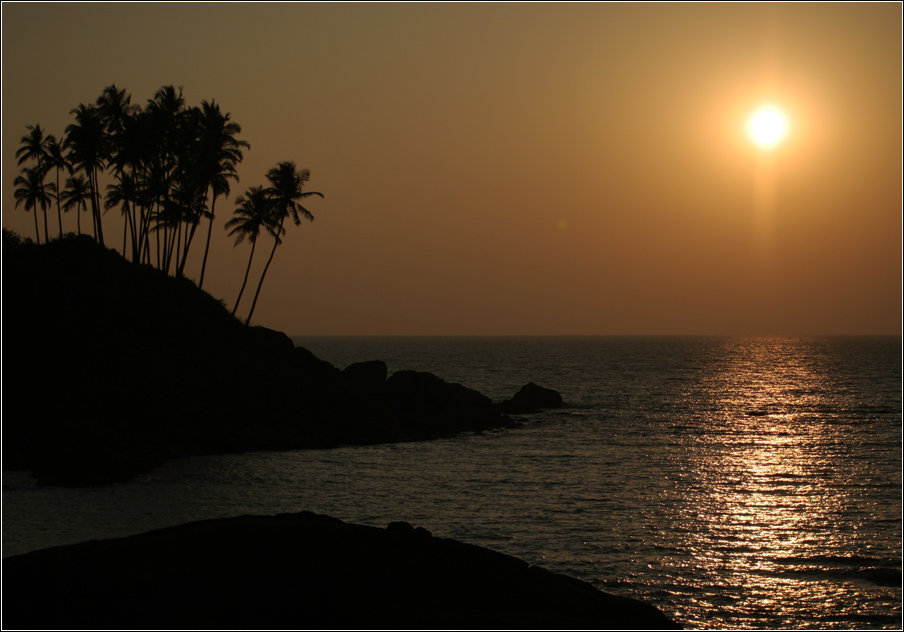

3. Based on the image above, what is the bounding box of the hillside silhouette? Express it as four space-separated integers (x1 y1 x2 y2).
2 231 559 485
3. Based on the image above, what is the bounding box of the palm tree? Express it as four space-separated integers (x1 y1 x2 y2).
244 162 324 326
171 106 209 277
65 104 108 245
167 169 207 276
16 125 52 242
96 84 133 139
60 175 91 235
113 108 158 264
14 167 54 244
15 124 48 167
97 84 139 251
105 171 141 258
143 85 187 267
195 100 249 289
225 186 279 317
43 135 71 238
266 161 323 227
151 201 184 274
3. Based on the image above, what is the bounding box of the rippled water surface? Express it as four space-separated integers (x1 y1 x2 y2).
3 336 901 628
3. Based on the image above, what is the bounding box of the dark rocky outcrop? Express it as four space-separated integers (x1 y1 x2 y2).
1 234 559 486
387 370 503 434
341 360 388 396
496 381 564 414
1 512 680 629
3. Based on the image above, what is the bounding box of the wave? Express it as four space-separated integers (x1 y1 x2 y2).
815 612 903 626
774 554 900 568
760 557 902 587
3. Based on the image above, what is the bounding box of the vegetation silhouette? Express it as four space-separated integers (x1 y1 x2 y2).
13 166 54 244
14 124 54 243
241 162 324 326
43 134 71 240
224 185 282 317
13 83 322 325
59 175 90 235
64 103 107 245
195 99 249 289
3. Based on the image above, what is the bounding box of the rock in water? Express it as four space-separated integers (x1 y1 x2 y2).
496 381 564 414
2 512 680 630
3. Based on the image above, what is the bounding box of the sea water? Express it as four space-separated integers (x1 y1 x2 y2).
3 336 901 629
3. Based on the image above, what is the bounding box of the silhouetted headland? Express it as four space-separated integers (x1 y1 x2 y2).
2 511 680 629
2 231 562 486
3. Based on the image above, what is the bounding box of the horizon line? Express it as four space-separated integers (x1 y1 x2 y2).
287 332 903 338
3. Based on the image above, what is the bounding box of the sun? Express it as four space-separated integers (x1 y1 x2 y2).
747 106 788 148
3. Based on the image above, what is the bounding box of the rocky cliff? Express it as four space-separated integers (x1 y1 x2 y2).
2 232 561 485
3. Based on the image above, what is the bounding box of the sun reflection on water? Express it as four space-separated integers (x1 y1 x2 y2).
662 337 897 628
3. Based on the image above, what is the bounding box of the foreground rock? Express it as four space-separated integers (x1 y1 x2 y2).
2 512 679 630
1 232 563 486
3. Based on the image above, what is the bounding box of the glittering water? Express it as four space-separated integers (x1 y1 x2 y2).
3 336 901 629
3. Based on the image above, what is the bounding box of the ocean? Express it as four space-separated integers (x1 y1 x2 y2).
3 336 901 629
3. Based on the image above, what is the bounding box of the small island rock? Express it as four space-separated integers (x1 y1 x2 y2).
496 381 564 414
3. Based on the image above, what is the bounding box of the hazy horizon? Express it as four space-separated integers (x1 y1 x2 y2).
3 3 901 336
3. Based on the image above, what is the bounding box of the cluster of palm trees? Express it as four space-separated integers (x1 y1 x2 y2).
13 83 324 324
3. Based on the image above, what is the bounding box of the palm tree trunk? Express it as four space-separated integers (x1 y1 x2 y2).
91 167 106 248
142 210 152 265
165 223 179 275
163 229 171 274
172 220 183 276
178 213 201 278
55 168 63 238
136 205 149 264
88 171 98 241
245 235 279 326
232 238 257 317
76 201 82 236
128 206 138 262
198 192 217 290
32 205 40 244
42 204 49 244
134 206 143 263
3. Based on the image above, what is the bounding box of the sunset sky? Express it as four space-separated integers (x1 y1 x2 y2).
2 2 900 335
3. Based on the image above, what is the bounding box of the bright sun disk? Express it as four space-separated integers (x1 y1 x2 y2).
748 106 788 148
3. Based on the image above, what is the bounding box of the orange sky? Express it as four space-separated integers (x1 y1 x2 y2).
2 3 901 335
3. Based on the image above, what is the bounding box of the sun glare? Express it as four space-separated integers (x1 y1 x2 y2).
748 106 788 148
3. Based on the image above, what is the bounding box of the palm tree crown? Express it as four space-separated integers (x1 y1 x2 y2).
64 104 108 175
14 166 55 242
65 103 109 245
265 161 324 226
16 124 49 167
225 186 281 246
